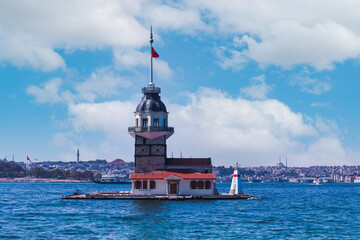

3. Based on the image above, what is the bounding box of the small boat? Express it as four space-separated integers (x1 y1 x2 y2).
94 174 131 184
313 177 321 185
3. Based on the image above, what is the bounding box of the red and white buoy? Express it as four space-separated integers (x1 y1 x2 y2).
229 162 243 195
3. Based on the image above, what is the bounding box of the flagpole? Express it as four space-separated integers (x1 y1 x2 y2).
150 25 153 85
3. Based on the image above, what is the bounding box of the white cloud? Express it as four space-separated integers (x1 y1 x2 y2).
154 59 174 81
214 46 248 71
240 74 272 99
27 68 131 104
68 101 134 134
196 0 360 70
311 102 329 108
143 2 208 33
168 88 315 165
314 116 339 135
114 48 174 80
0 33 66 71
26 78 73 103
114 49 148 69
167 88 360 166
291 137 350 166
3 1 360 71
290 70 332 95
238 21 360 71
75 68 132 102
0 0 148 71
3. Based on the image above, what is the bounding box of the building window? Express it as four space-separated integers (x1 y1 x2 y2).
143 139 146 144
143 119 148 127
205 180 211 189
136 119 139 127
150 180 156 189
190 180 196 189
153 118 159 127
198 181 204 189
143 180 148 189
135 181 141 189
163 119 166 127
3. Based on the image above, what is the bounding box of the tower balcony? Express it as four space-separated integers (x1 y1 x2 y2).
128 126 174 139
142 86 161 94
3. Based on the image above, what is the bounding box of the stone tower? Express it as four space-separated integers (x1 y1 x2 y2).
128 27 174 173
128 84 174 173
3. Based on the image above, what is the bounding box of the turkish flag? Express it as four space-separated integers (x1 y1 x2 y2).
152 47 159 58
27 156 31 162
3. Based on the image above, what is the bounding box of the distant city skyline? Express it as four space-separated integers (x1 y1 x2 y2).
1 1 360 167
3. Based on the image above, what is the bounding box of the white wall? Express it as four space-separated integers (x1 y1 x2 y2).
131 179 215 195
179 180 215 195
131 180 167 195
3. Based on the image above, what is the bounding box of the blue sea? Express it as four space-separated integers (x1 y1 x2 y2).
0 182 359 239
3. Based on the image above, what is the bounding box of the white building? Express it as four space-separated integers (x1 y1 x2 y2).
131 171 216 195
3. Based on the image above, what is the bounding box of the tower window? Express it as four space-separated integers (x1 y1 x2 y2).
153 118 159 127
135 181 141 189
136 119 139 127
142 119 148 127
190 180 196 189
150 180 156 189
198 181 204 189
163 119 166 127
205 180 211 189
142 180 148 189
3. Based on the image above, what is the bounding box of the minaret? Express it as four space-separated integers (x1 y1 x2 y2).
128 27 174 173
229 163 243 195
77 149 80 166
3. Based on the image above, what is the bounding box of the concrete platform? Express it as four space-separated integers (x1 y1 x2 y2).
61 191 258 200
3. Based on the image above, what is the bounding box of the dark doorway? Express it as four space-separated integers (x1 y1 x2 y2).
169 183 177 194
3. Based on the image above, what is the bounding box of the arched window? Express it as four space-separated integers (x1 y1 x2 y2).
135 181 141 189
150 180 156 189
198 181 204 189
205 180 211 189
143 180 148 189
190 180 196 189
143 119 148 127
153 118 159 127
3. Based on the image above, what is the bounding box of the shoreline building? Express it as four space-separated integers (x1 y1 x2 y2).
128 28 217 196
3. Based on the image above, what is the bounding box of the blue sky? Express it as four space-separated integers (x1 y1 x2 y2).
1 0 360 166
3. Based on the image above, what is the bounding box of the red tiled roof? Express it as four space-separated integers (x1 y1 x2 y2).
130 171 216 180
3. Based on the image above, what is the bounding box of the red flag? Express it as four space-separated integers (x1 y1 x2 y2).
152 47 159 58
27 156 31 162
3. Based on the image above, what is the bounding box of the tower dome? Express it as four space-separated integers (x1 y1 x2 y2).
135 91 167 113
128 83 174 140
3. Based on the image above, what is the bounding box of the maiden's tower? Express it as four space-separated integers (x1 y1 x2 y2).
128 28 217 196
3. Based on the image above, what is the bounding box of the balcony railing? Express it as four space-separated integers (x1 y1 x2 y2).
142 86 161 94
128 126 174 133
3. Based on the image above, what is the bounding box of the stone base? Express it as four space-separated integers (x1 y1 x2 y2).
61 191 258 200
